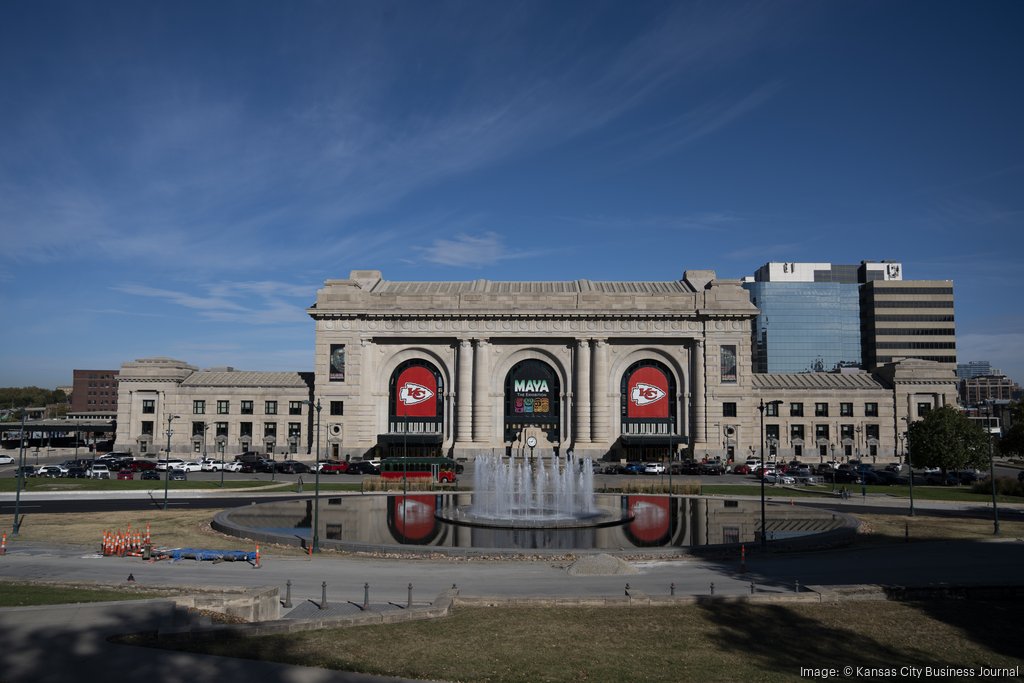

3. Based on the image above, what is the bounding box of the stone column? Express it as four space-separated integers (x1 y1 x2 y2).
575 339 592 446
473 339 491 443
456 339 474 445
692 339 705 445
591 338 609 445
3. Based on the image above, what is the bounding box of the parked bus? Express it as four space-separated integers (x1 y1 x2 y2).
379 457 460 484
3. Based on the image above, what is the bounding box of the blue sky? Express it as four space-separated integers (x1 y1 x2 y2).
1 1 1022 388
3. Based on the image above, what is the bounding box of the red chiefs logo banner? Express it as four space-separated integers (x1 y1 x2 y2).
627 367 669 418
395 366 437 418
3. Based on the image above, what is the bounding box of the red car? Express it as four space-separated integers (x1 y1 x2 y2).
319 462 349 474
731 464 751 475
117 470 134 480
130 460 157 472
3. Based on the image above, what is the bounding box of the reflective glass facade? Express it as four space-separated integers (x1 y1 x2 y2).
744 282 861 373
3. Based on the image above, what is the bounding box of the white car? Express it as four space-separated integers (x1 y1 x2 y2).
643 462 666 474
223 461 243 472
199 459 224 471
0 455 14 465
178 461 205 472
156 458 185 471
762 472 795 485
87 463 111 479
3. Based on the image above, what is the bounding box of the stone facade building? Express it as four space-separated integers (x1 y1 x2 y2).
114 269 960 462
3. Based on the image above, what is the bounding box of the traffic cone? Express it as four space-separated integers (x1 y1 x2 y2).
1 532 6 555
254 544 261 568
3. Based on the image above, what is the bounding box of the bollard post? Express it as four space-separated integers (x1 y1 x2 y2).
795 579 800 593
283 580 293 608
363 582 370 610
670 582 675 597
408 583 413 608
740 544 746 573
905 522 909 543
320 581 328 610
710 582 715 596
625 583 630 596
750 581 755 595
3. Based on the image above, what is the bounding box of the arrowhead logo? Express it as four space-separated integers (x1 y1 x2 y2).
630 382 666 407
399 382 434 406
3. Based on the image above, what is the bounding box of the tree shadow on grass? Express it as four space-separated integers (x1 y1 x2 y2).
696 601 941 676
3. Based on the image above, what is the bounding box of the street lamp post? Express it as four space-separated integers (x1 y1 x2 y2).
757 399 782 549
854 426 862 462
902 417 914 517
13 412 27 535
986 401 1000 535
218 438 226 487
313 398 322 552
163 414 180 511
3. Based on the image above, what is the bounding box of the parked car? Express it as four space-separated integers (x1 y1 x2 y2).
156 458 184 471
254 459 277 473
872 469 901 485
1018 471 1024 484
87 463 111 479
276 460 311 474
699 462 725 476
36 465 66 478
178 461 205 473
643 462 666 475
762 472 796 485
731 464 751 475
15 465 36 478
223 461 244 472
237 462 256 473
199 459 224 471
130 459 157 471
140 470 161 481
0 455 14 465
169 469 187 481
319 461 349 474
622 462 645 475
116 470 134 480
603 463 629 474
346 460 380 475
65 466 88 478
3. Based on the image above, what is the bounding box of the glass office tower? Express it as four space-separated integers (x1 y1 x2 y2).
744 281 862 373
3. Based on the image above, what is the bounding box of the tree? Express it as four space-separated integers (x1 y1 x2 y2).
907 405 991 471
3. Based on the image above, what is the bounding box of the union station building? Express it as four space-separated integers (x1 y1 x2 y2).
115 269 958 463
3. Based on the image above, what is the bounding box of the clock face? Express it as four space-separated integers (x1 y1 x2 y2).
526 436 537 448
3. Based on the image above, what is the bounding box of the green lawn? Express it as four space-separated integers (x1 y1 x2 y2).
700 483 1022 503
0 581 167 606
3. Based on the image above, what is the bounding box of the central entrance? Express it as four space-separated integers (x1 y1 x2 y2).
503 359 560 452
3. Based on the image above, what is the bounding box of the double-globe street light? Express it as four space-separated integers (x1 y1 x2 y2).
985 400 1000 535
901 417 914 517
757 398 783 549
302 398 323 553
163 414 180 511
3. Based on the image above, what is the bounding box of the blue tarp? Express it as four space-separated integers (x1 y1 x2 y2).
159 547 256 562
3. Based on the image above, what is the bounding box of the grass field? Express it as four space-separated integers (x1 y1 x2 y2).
0 581 167 607
133 602 1022 682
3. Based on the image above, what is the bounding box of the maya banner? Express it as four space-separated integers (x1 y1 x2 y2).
395 365 438 418
627 366 670 419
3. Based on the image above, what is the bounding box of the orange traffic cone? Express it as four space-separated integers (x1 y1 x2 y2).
1 532 6 555
254 544 261 568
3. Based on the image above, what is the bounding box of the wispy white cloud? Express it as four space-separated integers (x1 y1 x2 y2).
113 280 313 325
415 232 542 268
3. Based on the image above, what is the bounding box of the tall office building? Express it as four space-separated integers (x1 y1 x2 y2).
859 280 957 371
743 262 870 373
956 360 993 380
744 262 956 374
